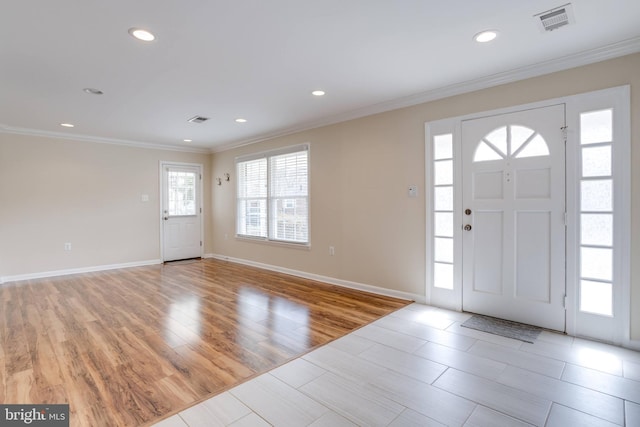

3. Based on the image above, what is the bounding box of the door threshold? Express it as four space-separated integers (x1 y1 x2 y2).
163 257 202 265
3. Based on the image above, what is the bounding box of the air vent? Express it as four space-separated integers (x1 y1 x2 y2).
535 3 575 32
187 115 210 124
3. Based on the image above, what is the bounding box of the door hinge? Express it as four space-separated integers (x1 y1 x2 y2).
200 241 202 247
200 174 202 180
563 294 567 308
200 207 202 214
564 212 568 226
561 126 568 141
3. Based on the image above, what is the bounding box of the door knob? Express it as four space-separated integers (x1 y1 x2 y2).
164 216 169 220
464 224 472 231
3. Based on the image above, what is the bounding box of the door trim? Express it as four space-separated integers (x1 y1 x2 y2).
159 161 204 262
425 85 631 346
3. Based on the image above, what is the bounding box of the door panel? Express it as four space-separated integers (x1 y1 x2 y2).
462 104 566 331
515 211 550 302
473 212 503 294
516 168 550 198
474 172 504 199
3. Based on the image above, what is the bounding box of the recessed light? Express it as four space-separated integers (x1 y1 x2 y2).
474 30 498 43
235 118 247 123
183 139 192 143
60 123 74 128
128 28 155 42
311 90 326 96
83 88 104 95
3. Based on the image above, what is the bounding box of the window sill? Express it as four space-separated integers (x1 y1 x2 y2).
235 235 311 251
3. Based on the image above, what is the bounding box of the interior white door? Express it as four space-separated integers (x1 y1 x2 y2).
461 105 566 331
162 164 202 261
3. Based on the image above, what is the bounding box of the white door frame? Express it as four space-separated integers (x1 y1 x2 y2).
159 161 204 262
425 85 631 346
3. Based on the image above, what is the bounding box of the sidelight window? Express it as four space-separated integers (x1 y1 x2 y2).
432 133 454 289
578 109 614 316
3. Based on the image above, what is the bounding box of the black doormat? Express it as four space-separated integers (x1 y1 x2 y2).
164 257 201 265
461 314 542 343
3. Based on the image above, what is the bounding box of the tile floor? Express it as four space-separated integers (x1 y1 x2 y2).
153 304 640 426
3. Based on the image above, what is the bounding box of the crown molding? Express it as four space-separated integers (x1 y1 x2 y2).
0 124 211 154
212 36 640 153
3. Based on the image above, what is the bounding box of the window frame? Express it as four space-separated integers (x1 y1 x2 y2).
566 87 630 345
235 143 310 247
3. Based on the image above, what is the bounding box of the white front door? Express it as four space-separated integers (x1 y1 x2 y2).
161 163 202 261
461 105 566 331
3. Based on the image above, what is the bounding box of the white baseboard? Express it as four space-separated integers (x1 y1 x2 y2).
0 259 163 285
205 253 424 303
625 339 640 351
1 254 422 305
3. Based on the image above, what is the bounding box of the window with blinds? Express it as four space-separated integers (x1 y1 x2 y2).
236 144 309 244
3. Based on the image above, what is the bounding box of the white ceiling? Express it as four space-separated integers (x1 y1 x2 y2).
2 1 639 152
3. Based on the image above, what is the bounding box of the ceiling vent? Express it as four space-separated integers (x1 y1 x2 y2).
187 115 210 124
535 3 575 32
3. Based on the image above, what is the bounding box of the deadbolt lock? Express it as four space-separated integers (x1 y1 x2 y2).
465 209 472 215
464 224 472 231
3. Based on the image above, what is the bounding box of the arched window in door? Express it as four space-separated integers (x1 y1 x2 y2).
473 125 550 162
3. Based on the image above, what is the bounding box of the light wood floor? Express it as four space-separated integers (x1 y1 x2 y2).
157 303 640 426
0 258 410 426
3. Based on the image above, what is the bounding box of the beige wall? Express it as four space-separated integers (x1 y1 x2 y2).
1 53 637 339
211 52 640 339
0 134 212 278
